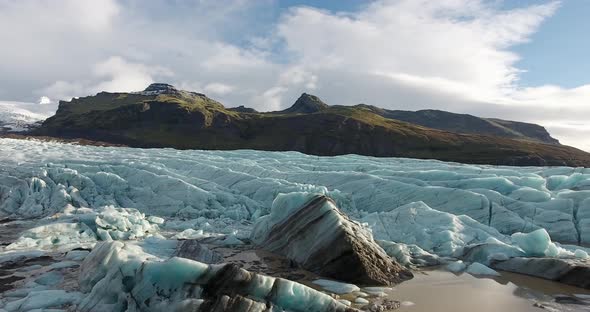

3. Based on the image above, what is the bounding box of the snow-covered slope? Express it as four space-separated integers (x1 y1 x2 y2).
0 102 56 132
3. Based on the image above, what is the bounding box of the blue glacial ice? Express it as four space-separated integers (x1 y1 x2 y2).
78 241 352 312
1 138 590 256
361 201 508 258
1 138 589 244
312 279 360 294
465 262 500 277
1 138 590 309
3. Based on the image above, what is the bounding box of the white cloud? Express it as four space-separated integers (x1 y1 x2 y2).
279 67 318 90
269 0 590 151
91 56 172 94
40 81 87 103
62 0 120 32
0 0 589 151
201 44 268 70
0 0 274 104
257 86 288 111
38 56 171 100
204 83 235 95
275 0 559 104
545 122 590 152
38 96 52 105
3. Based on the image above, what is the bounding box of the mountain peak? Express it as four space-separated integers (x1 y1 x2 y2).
143 83 179 95
282 93 329 114
228 105 258 113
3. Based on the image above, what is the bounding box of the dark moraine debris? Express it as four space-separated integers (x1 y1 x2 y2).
365 299 402 312
251 195 413 285
79 241 358 312
199 264 357 312
174 239 224 264
492 257 590 289
0 274 25 292
203 295 271 312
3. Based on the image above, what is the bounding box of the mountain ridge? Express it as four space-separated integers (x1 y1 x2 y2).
369 107 559 144
278 93 330 114
33 83 590 167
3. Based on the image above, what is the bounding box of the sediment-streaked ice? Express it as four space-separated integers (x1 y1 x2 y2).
1 138 590 250
1 138 589 244
1 138 590 310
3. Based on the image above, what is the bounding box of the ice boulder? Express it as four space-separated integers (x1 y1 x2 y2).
574 249 589 259
377 240 440 267
5 207 165 251
173 239 223 264
6 222 97 251
462 238 526 266
362 201 508 258
511 229 561 257
446 260 467 273
465 262 500 277
251 193 413 285
2 289 83 311
92 206 161 241
78 241 358 312
312 279 360 294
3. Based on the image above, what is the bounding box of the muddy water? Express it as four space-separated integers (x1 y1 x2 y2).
209 244 590 311
393 269 590 312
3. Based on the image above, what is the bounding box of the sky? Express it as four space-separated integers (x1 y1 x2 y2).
0 0 589 151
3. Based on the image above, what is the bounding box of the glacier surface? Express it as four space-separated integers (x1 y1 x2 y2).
1 138 590 310
1 138 589 244
0 102 56 132
1 138 590 253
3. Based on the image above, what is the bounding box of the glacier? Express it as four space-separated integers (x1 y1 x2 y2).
1 138 590 310
1 138 589 244
0 102 56 132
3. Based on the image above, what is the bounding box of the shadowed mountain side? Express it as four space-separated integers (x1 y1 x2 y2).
351 105 560 144
277 93 329 114
34 84 590 167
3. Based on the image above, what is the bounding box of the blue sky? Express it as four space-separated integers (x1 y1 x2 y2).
0 0 588 151
277 0 369 12
278 0 590 88
512 0 590 88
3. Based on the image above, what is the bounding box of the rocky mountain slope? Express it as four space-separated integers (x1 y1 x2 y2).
278 92 329 114
34 83 590 167
370 108 560 144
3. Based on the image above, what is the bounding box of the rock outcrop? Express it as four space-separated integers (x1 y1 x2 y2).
492 257 590 289
279 93 329 114
251 193 413 285
142 83 180 95
375 108 560 144
228 105 258 113
174 239 224 264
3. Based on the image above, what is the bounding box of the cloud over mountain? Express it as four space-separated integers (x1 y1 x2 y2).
0 0 587 150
